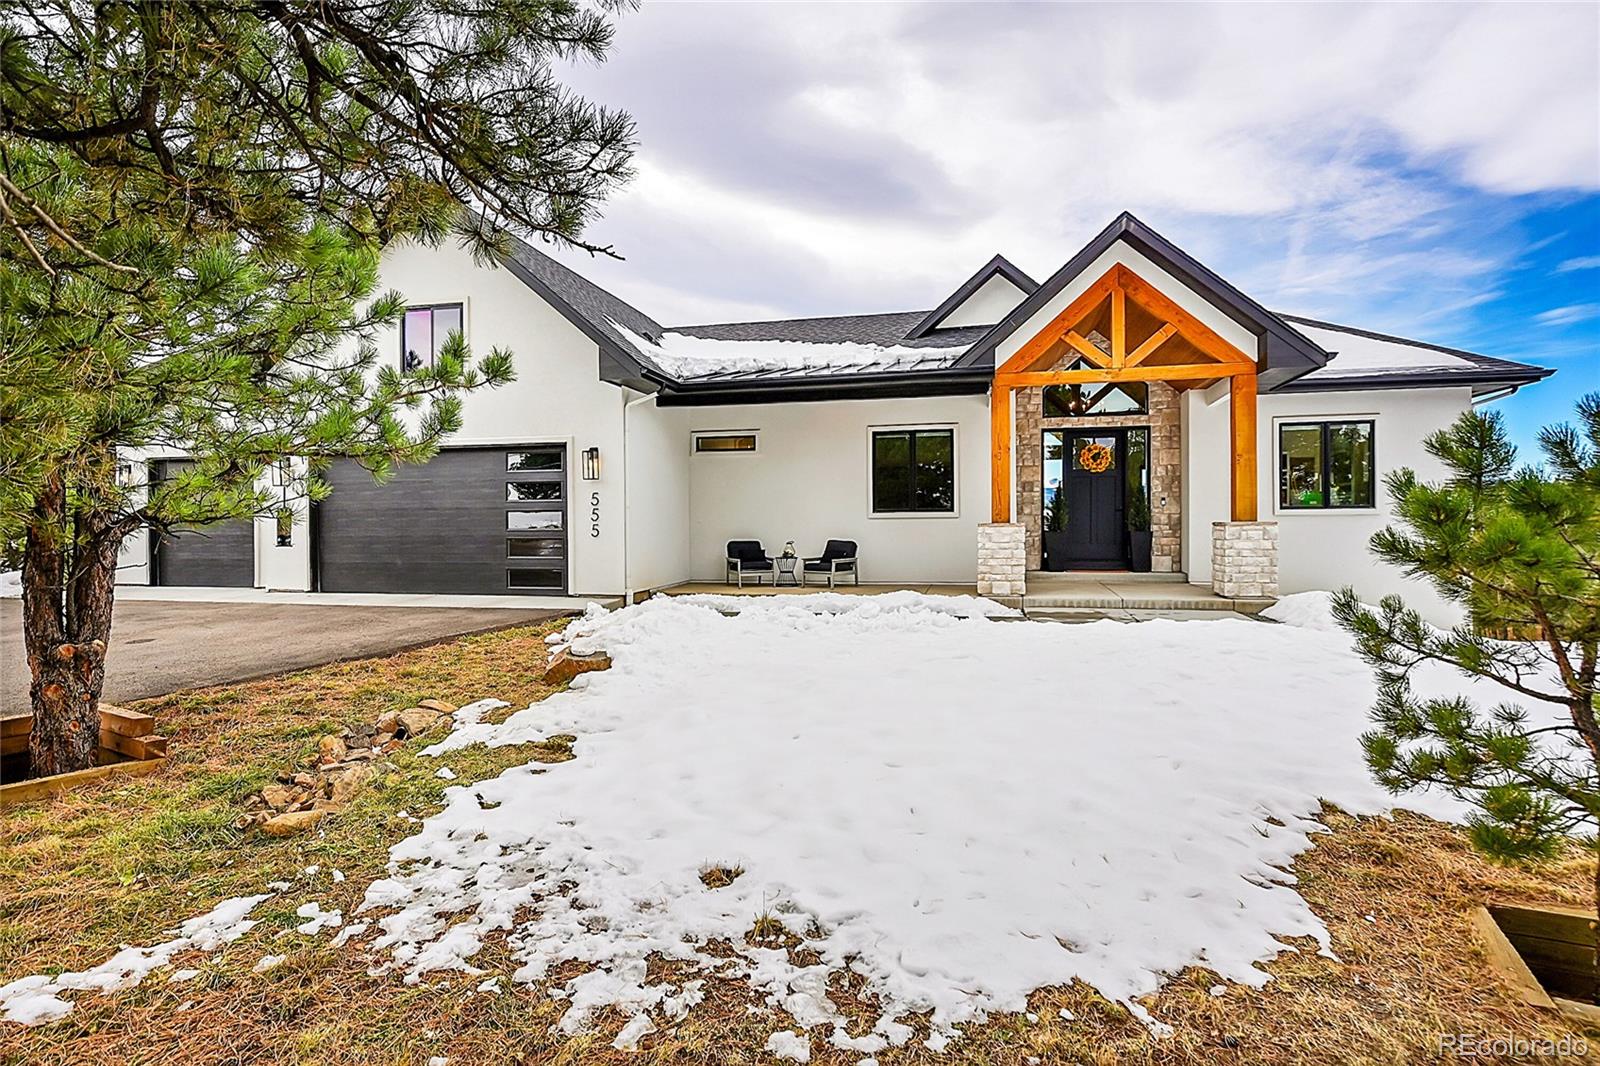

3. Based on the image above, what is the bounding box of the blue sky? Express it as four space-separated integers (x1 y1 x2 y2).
552 2 1599 457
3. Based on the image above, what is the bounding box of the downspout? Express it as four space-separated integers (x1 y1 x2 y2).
621 389 657 606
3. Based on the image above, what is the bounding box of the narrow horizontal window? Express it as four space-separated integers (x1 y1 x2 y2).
507 450 562 472
871 428 955 514
508 537 563 559
694 433 757 453
1279 420 1375 509
507 482 561 502
508 511 563 531
507 568 562 590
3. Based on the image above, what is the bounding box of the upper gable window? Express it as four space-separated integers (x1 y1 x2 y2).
1043 382 1148 417
401 303 463 371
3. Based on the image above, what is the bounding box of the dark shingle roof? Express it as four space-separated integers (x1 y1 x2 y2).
487 219 1549 402
497 233 671 384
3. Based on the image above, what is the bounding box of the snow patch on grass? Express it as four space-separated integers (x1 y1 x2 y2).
765 1029 812 1062
362 593 1504 1049
0 894 271 1025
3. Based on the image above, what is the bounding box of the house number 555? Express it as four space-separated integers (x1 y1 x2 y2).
589 492 601 538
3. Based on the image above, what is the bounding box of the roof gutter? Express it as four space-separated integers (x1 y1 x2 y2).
1270 366 1555 395
652 366 995 407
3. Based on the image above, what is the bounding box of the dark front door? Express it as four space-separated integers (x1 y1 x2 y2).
1048 431 1126 570
314 446 567 595
149 460 256 587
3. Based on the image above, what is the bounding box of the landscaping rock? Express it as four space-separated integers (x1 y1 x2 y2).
329 764 374 805
238 697 462 834
259 810 325 837
542 649 612 686
261 784 299 810
396 707 445 738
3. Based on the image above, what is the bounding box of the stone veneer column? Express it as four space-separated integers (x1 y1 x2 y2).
1210 521 1278 599
977 523 1026 598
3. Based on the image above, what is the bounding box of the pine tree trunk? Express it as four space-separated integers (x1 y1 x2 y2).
22 474 120 778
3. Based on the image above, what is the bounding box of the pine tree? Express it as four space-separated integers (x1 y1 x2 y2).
0 2 634 775
1332 396 1600 991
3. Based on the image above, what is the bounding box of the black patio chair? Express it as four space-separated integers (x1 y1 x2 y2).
725 540 775 588
802 540 859 588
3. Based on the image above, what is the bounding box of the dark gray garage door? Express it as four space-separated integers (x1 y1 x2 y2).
150 460 256 587
315 446 567 595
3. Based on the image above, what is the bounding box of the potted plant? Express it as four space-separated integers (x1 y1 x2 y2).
1126 492 1152 572
1042 488 1070 571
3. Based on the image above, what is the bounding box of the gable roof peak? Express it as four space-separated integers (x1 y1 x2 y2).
953 211 1333 389
904 253 1040 339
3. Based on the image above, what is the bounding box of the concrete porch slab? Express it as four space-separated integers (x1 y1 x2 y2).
659 582 982 599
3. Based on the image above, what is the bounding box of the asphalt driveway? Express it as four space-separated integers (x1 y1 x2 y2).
1 600 566 713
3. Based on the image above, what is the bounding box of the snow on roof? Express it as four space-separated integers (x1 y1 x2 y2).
609 319 974 381
1286 318 1476 377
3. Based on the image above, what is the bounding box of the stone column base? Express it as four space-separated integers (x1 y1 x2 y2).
978 523 1026 598
1211 521 1278 599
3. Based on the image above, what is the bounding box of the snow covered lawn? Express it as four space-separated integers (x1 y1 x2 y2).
350 591 1503 1056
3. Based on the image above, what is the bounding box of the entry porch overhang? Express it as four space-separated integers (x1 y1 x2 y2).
989 262 1259 525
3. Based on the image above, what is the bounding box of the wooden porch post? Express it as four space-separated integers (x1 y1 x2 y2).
1229 372 1258 521
991 378 1012 522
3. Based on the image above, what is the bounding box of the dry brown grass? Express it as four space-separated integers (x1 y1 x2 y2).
2 623 1596 1064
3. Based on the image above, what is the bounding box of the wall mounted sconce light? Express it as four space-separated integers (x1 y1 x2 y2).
582 447 601 481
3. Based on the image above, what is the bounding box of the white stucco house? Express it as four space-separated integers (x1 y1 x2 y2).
117 213 1551 620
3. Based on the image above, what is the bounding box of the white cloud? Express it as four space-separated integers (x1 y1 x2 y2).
1556 256 1600 273
552 3 1599 331
1534 304 1600 327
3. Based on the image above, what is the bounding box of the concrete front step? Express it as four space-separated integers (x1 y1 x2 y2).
1025 594 1274 613
1026 570 1188 584
1021 578 1274 615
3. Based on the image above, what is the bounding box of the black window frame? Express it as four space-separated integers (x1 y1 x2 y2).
693 432 758 453
1278 419 1376 510
400 302 464 372
870 427 957 515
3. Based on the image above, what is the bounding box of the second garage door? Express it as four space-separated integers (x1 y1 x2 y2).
150 459 256 588
315 446 567 595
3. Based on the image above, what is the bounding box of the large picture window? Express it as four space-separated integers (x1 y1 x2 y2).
1279 420 1375 509
872 428 955 514
401 303 463 371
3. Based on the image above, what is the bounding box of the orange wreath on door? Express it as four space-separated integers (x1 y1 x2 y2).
1077 441 1113 473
